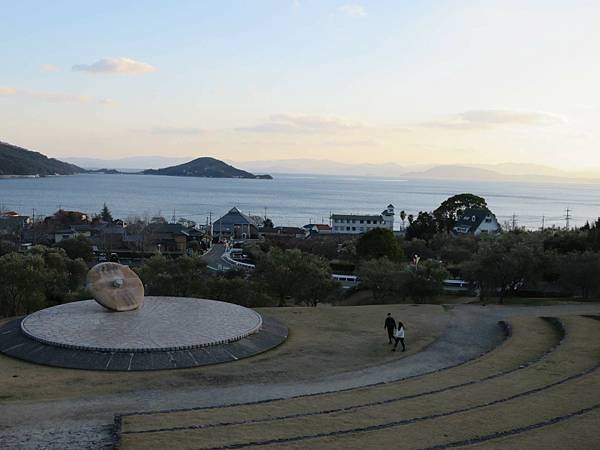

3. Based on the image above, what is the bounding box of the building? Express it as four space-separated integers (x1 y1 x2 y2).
0 211 30 236
303 223 332 235
212 207 262 240
54 225 92 243
452 208 500 235
331 204 395 234
261 226 308 239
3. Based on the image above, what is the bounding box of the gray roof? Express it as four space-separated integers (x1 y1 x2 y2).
331 214 383 221
453 208 493 233
213 207 261 227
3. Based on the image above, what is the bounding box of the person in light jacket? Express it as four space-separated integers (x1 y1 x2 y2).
384 313 396 344
392 321 406 352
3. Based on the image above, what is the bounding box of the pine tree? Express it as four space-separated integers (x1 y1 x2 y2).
100 203 113 222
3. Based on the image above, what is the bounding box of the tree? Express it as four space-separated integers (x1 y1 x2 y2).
99 203 113 222
0 252 46 317
263 218 274 229
357 258 408 303
252 247 335 306
461 234 540 303
356 228 403 262
136 254 208 297
430 233 479 265
28 245 88 305
55 235 94 262
400 210 406 229
433 193 488 233
0 240 18 256
558 251 600 298
403 238 435 262
404 259 448 303
405 211 437 241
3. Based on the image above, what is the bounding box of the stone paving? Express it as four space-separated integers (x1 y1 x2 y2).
20 297 263 352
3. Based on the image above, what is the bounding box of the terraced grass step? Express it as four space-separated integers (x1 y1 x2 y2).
119 316 575 449
463 404 600 449
120 316 559 437
119 316 598 449
255 370 600 449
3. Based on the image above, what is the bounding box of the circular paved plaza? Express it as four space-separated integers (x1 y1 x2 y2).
1 296 287 370
21 296 263 352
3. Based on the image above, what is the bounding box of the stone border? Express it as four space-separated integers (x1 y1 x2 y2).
0 315 287 371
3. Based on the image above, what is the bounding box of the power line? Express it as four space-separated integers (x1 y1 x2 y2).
565 208 571 230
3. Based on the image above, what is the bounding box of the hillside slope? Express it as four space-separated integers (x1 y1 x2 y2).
0 141 83 176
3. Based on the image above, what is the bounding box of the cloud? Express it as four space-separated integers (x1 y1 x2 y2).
338 4 366 17
238 114 363 134
423 109 567 129
0 87 18 96
0 86 113 105
149 127 204 136
72 57 156 75
40 64 60 73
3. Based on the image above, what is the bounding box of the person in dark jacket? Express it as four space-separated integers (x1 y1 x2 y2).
384 313 396 344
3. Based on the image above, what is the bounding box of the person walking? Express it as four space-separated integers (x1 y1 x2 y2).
384 313 396 344
392 321 406 352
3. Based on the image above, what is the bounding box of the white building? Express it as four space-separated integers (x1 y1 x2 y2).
452 208 500 235
331 204 395 234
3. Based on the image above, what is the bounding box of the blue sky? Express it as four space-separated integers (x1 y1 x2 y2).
1 1 599 170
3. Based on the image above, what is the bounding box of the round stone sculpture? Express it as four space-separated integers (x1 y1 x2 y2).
86 262 144 311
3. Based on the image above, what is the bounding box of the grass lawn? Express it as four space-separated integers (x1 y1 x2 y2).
0 303 447 403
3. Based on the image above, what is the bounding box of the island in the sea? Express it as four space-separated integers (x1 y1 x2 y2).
0 141 272 179
141 157 272 179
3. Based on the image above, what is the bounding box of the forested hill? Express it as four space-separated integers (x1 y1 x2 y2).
0 141 84 176
142 157 272 179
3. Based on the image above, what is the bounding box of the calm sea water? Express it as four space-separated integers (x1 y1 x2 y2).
1 173 599 229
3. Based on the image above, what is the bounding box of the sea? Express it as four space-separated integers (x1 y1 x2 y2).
0 173 599 229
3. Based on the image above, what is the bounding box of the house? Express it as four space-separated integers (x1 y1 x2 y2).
303 223 332 235
146 223 189 253
452 208 500 235
262 226 308 239
0 212 30 235
331 204 395 234
212 207 261 240
54 226 92 243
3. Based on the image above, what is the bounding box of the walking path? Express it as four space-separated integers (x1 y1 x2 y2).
1 304 599 449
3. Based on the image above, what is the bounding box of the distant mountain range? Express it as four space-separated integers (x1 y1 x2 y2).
0 141 83 176
63 155 190 171
5 143 598 183
234 158 600 182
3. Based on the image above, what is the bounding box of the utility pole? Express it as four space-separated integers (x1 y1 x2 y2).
565 208 571 230
511 213 517 231
32 208 36 245
264 207 267 220
541 215 545 231
171 208 176 224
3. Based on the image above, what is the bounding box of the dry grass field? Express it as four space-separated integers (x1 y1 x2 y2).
0 303 445 403
118 315 600 450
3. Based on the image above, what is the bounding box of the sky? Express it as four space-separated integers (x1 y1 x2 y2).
1 0 599 171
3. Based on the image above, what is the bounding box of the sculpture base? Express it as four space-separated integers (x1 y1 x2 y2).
0 297 287 371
